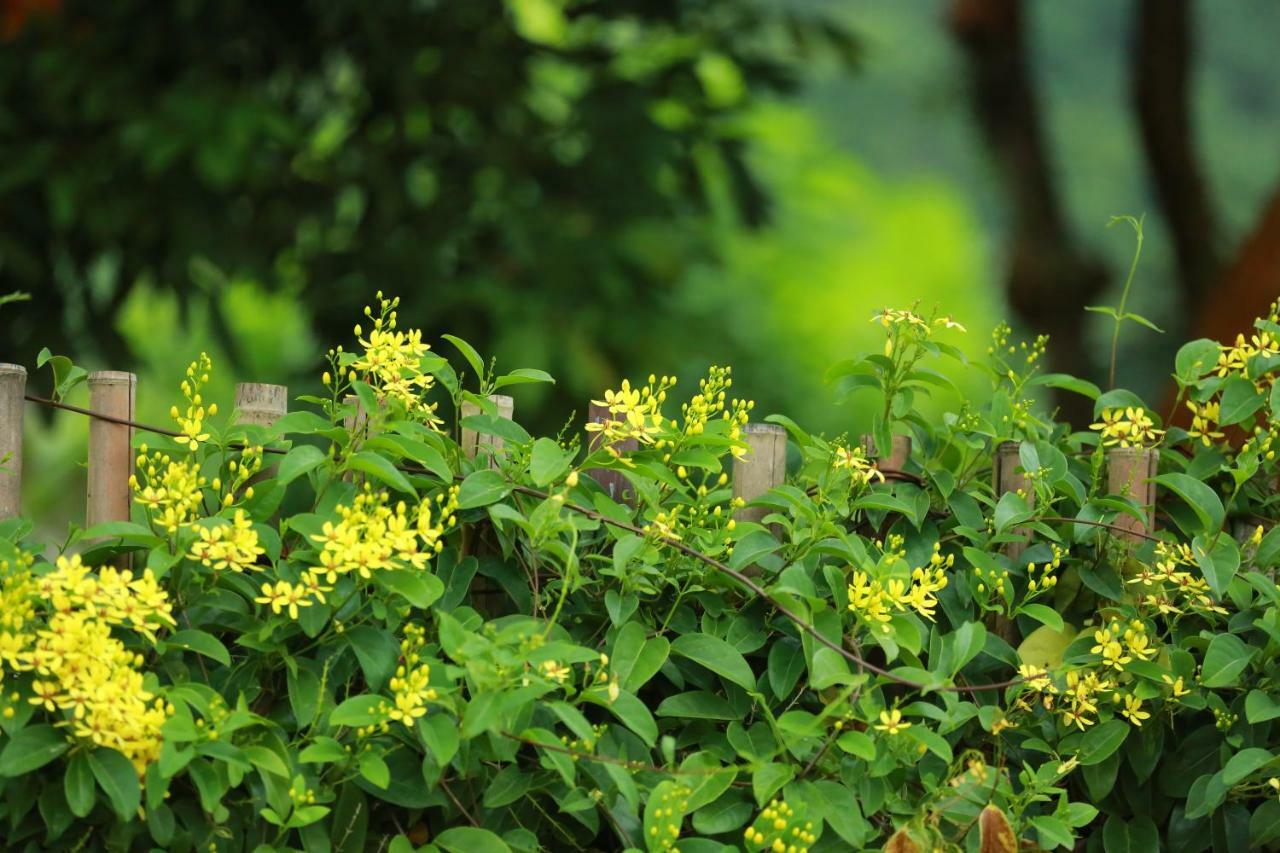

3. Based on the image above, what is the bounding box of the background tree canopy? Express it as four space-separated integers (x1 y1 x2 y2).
4 0 1280 520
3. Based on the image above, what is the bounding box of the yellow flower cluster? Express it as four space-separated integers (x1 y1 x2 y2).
312 485 459 582
847 542 950 630
386 624 437 725
1089 407 1164 448
744 797 816 853
587 375 674 456
873 308 966 335
1215 330 1280 380
1090 618 1157 672
832 443 884 486
132 445 205 532
12 556 174 772
251 486 460 621
1128 542 1229 617
351 293 440 426
675 366 753 459
1024 545 1064 596
190 509 265 572
1185 400 1225 447
171 353 217 450
0 553 37 676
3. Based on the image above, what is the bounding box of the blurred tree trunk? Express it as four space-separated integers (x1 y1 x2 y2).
1192 185 1280 346
1132 0 1219 308
948 0 1107 427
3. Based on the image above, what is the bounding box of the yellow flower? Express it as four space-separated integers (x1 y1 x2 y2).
1185 400 1225 446
1089 406 1164 448
1162 674 1191 698
189 510 265 572
832 444 885 486
874 708 911 735
254 580 313 619
1119 693 1150 726
540 660 571 684
349 294 441 426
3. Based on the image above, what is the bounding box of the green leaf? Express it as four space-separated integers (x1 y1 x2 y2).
1102 815 1159 853
1122 311 1164 333
457 469 512 509
1246 690 1280 724
493 368 555 389
376 569 443 609
1017 624 1077 669
836 730 875 760
1222 748 1274 785
611 622 670 693
1019 604 1064 632
1219 375 1265 426
751 763 794 806
347 451 415 494
1154 473 1225 535
1077 720 1129 766
1202 633 1252 688
727 530 779 571
329 695 388 728
345 627 399 690
1193 534 1239 598
950 621 987 672
357 753 390 789
1175 339 1223 383
278 444 326 485
767 640 805 699
441 334 486 381
482 767 532 809
1032 373 1101 400
288 669 323 728
64 752 95 817
671 633 756 691
89 748 141 820
434 826 512 853
644 780 692 853
164 629 231 666
528 437 573 487
655 691 737 720
0 724 68 776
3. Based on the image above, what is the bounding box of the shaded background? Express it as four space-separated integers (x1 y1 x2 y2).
3 0 1279 519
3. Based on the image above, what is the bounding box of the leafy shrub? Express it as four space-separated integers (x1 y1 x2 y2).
3 293 1280 852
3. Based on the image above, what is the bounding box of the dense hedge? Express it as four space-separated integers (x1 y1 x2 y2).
3 294 1280 852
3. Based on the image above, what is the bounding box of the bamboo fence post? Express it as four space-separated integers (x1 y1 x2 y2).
733 423 787 527
461 395 514 462
235 383 288 428
87 371 136 531
0 364 26 520
993 441 1033 561
460 394 515 617
861 434 912 470
992 440 1032 642
1107 447 1158 545
586 402 637 505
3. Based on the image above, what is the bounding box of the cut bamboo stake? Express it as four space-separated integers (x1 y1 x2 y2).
861 434 912 470
235 383 288 428
461 395 514 462
992 440 1031 643
0 364 26 520
993 441 1033 561
87 371 136 530
733 423 787 526
460 394 515 617
586 402 637 505
1107 447 1158 545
